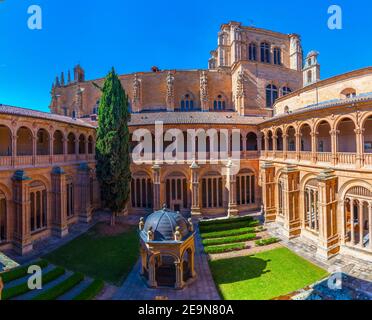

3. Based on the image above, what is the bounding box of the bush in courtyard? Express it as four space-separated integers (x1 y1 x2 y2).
204 243 246 254
202 233 256 246
255 237 280 247
199 220 259 233
199 215 253 227
73 279 104 300
2 266 65 300
1 259 48 283
33 272 84 300
201 227 256 239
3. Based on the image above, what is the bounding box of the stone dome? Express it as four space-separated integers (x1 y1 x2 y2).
141 207 191 242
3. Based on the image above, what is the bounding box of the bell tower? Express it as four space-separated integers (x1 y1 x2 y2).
303 51 320 86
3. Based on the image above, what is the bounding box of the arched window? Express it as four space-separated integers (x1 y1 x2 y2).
88 136 94 154
180 94 194 111
53 131 64 155
266 84 278 108
236 169 255 205
29 181 47 233
260 42 271 63
341 88 357 99
282 87 292 96
273 48 281 65
201 172 223 209
213 95 226 111
248 43 257 61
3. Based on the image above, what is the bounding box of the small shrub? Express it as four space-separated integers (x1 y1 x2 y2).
199 220 259 233
199 215 253 227
1 260 49 283
73 279 104 300
204 243 246 254
201 227 256 239
255 237 279 247
203 233 256 246
2 266 65 300
33 272 84 300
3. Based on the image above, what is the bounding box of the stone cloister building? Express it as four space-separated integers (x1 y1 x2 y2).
0 21 371 264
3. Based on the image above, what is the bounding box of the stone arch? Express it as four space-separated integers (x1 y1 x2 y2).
53 130 64 155
36 128 50 155
0 124 12 156
88 135 94 154
78 134 86 154
335 116 357 153
299 122 312 152
67 132 76 154
285 125 296 151
315 120 332 152
246 132 258 151
338 179 372 202
275 127 284 151
361 113 372 154
17 126 33 156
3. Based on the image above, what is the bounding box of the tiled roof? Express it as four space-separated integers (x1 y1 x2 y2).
261 93 372 124
0 104 95 128
129 111 265 126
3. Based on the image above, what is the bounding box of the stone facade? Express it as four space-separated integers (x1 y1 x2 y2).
0 107 98 255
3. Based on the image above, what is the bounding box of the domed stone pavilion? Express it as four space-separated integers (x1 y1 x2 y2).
138 205 196 289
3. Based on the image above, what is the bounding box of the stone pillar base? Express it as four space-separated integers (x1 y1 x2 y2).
191 207 202 216
227 206 239 217
316 236 340 261
52 226 69 238
13 241 33 256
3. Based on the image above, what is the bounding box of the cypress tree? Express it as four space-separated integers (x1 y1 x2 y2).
96 68 131 225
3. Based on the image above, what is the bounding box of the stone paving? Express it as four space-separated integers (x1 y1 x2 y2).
267 222 372 296
113 224 220 300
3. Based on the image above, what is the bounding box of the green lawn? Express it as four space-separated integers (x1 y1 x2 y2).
209 247 328 300
44 223 139 285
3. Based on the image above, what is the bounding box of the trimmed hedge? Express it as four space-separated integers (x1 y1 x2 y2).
33 272 84 300
255 237 280 247
199 215 253 227
73 279 104 300
201 227 256 239
2 266 65 300
199 220 259 233
204 243 246 254
1 259 49 284
203 233 256 246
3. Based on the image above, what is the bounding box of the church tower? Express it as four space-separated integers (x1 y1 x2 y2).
303 51 320 86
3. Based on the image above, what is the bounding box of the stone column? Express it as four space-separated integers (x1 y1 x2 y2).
281 165 301 239
152 163 161 211
32 134 36 166
51 167 68 238
330 129 338 166
226 161 238 217
12 170 33 255
311 132 317 163
264 133 269 157
354 127 364 168
49 135 54 164
12 133 17 167
272 134 277 158
358 201 364 248
339 200 346 245
295 133 301 161
350 198 355 245
174 261 184 289
63 137 68 162
283 134 288 159
190 162 201 216
316 169 339 260
260 162 276 222
148 255 157 288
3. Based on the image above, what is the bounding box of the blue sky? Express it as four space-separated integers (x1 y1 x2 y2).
0 0 371 112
